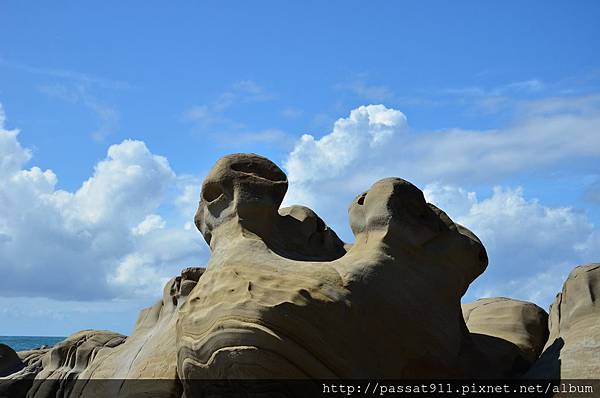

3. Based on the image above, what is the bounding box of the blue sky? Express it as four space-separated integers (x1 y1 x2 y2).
1 1 599 336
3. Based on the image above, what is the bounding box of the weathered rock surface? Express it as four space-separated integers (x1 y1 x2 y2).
69 267 203 397
0 344 24 377
1 153 599 397
527 264 600 379
461 298 548 377
2 268 204 398
1 330 126 398
177 153 488 386
16 347 49 369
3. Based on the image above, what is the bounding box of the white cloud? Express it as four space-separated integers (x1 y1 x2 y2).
0 112 31 177
283 101 600 216
282 102 600 308
132 214 166 236
175 178 202 218
285 105 407 184
73 139 174 224
0 106 206 301
108 253 171 297
424 185 598 307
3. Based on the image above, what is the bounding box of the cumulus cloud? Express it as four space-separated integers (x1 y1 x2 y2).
132 214 166 236
0 111 31 177
0 105 205 301
286 105 408 184
424 185 598 306
282 102 600 308
283 101 600 222
286 100 600 191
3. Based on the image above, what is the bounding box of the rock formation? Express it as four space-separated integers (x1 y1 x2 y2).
70 267 203 397
461 298 548 377
178 153 488 385
2 330 126 398
0 344 24 377
1 153 599 397
2 267 204 398
527 263 600 379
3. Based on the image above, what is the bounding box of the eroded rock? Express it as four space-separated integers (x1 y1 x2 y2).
6 330 127 398
71 267 204 397
0 344 24 377
461 297 548 377
3 153 599 396
527 264 600 379
177 154 489 390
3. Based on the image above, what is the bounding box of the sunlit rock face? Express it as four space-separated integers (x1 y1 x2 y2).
5 330 127 398
71 267 205 398
527 264 600 379
3 153 600 398
177 153 488 385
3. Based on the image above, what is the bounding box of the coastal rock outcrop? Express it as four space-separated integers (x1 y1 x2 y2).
1 267 205 398
527 264 600 378
0 344 24 377
2 330 126 398
461 298 548 377
177 153 488 386
70 267 204 398
1 153 599 397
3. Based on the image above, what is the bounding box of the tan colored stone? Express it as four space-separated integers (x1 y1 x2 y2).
528 264 600 379
461 297 548 377
177 154 488 390
71 268 204 397
25 330 126 398
6 153 600 395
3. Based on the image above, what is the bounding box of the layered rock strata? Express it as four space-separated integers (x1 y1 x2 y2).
1 154 599 398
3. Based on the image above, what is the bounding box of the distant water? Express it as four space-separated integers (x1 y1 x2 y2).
0 336 65 352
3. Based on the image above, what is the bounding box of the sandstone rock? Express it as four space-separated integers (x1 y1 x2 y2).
0 344 24 377
527 264 600 379
178 153 488 392
2 267 204 398
3 330 126 398
71 267 204 397
180 266 205 296
17 347 49 368
278 205 346 261
461 297 548 377
5 153 599 395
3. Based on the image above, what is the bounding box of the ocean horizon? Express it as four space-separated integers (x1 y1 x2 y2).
0 336 66 352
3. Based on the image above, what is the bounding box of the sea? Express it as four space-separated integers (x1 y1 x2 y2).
0 336 65 352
